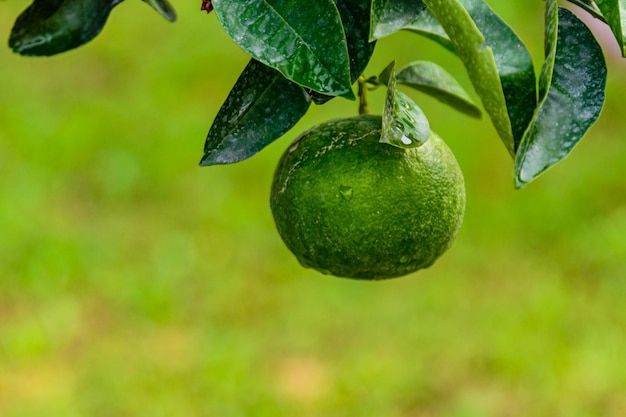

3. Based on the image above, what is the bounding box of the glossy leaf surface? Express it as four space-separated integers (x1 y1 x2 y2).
424 0 536 155
596 0 626 56
201 60 311 166
464 0 536 150
396 61 481 118
310 0 377 105
403 9 455 52
142 0 177 22
9 0 121 56
212 0 353 97
370 0 426 40
380 62 431 149
514 5 606 188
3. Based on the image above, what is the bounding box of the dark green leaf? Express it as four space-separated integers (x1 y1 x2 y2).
537 0 559 102
142 0 177 22
370 0 426 40
396 61 481 118
423 0 510 151
339 0 377 81
463 0 536 150
595 0 626 56
310 0 377 105
423 0 536 155
514 6 607 188
403 9 455 52
377 60 394 86
200 60 311 166
380 61 431 149
9 0 121 56
211 0 353 97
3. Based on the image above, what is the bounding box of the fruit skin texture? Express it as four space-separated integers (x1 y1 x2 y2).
270 114 465 280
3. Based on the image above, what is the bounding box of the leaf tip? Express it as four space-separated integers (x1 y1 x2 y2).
514 176 527 190
341 89 357 101
467 107 483 119
143 0 177 22
199 153 215 167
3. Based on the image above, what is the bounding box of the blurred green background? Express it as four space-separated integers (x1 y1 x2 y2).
1 2 626 416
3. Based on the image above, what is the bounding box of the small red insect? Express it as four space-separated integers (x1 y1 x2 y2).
201 0 213 13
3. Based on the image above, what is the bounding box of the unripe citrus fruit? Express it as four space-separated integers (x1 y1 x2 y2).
270 115 465 280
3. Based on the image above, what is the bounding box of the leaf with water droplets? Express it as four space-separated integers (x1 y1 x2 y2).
9 0 121 56
212 0 353 97
142 0 177 22
200 60 311 166
423 0 536 155
380 61 431 149
514 5 606 188
595 0 626 57
370 0 426 40
396 61 481 118
309 0 377 105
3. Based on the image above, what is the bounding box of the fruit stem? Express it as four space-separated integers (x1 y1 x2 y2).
358 76 369 115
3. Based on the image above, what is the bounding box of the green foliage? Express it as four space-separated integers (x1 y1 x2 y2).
212 0 353 97
200 59 311 166
396 61 482 119
515 3 607 187
9 0 122 56
423 0 537 156
5 0 621 187
370 0 426 40
142 0 176 22
378 61 432 148
309 0 376 105
596 0 626 56
403 9 455 52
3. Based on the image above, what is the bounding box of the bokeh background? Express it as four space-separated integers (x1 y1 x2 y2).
1 1 626 416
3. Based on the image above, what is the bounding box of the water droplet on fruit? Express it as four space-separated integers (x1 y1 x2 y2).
400 136 412 145
339 185 353 200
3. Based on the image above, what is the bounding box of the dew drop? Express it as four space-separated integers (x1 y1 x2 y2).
339 185 353 201
400 135 412 145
